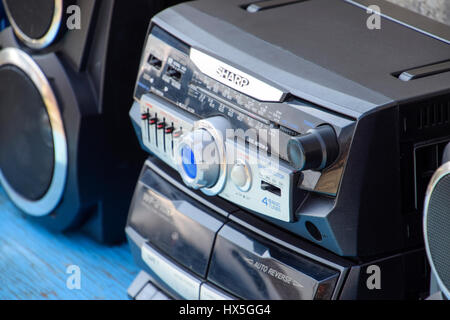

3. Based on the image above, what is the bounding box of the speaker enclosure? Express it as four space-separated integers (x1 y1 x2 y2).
2 0 69 49
424 154 450 299
0 48 67 216
0 0 183 243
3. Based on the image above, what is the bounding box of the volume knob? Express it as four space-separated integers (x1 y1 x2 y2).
176 129 220 189
287 125 339 171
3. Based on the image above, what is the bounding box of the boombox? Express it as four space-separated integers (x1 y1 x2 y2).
0 0 184 243
121 0 450 299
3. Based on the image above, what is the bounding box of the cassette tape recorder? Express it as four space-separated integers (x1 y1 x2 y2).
126 0 450 299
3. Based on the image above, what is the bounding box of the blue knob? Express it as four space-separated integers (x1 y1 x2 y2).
181 145 197 179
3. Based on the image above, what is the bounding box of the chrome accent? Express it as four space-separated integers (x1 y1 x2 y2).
200 284 235 300
195 117 231 196
3 0 64 49
423 161 450 299
141 243 201 300
0 48 68 216
190 48 286 102
176 129 220 190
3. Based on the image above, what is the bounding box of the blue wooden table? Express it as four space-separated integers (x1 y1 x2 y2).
0 188 139 300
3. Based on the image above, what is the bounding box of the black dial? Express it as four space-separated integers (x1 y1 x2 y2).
287 125 339 171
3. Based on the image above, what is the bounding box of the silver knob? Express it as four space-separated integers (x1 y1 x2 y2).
176 129 220 189
230 161 251 192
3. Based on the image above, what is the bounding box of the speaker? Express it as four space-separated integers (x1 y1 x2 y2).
0 1 182 243
2 0 73 49
424 143 450 299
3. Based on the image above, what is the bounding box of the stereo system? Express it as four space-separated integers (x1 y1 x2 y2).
0 0 448 301
126 0 450 299
0 0 182 242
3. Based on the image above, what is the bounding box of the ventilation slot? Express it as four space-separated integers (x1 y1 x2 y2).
401 96 450 137
417 101 450 130
242 0 306 13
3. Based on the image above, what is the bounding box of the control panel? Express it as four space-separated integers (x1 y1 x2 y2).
135 94 300 222
131 24 355 223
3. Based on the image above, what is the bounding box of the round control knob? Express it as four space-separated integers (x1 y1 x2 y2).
176 129 220 190
287 125 339 171
230 161 251 191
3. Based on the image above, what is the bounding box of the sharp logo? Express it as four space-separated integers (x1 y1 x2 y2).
217 66 250 87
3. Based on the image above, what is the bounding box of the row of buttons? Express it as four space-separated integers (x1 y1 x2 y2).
141 110 182 157
141 111 178 135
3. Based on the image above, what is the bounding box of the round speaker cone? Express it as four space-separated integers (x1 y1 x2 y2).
3 0 63 49
424 163 450 298
0 65 55 201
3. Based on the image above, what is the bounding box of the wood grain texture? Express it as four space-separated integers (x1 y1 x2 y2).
0 188 138 300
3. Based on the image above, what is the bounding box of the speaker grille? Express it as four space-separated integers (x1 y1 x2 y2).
0 65 55 201
4 0 56 40
425 170 450 295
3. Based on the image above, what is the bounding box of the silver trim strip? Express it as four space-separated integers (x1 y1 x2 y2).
190 48 286 102
141 243 201 300
200 283 235 300
0 48 68 216
423 161 450 299
4 0 63 49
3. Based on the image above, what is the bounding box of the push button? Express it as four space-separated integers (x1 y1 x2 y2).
165 126 174 134
173 130 183 138
230 162 251 192
157 121 166 129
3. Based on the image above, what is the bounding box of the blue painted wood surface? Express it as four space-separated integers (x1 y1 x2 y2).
0 188 139 300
